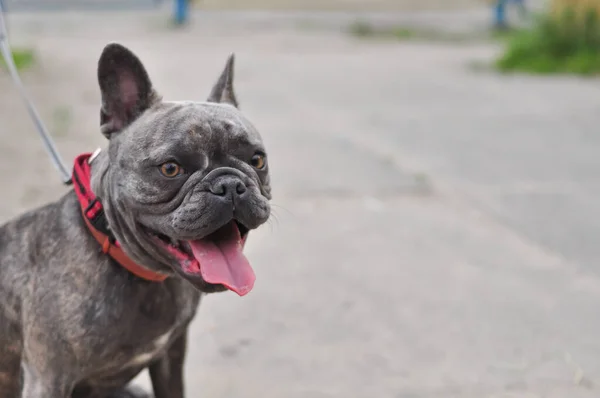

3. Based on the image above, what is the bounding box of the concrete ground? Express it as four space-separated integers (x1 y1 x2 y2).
2 0 494 12
195 0 485 11
0 5 599 398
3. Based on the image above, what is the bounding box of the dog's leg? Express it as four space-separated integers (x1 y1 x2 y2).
20 328 75 398
148 331 187 398
0 317 23 398
105 385 153 398
0 341 22 398
103 330 189 398
20 364 73 398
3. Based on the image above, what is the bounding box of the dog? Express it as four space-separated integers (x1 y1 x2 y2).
0 43 272 398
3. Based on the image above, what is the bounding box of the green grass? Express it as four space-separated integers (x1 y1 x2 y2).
348 20 378 37
347 20 494 43
349 20 452 41
0 47 35 71
496 8 600 76
348 20 445 41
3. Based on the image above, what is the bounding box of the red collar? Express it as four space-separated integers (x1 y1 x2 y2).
72 152 168 282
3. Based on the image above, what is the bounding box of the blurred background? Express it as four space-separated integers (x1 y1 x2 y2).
2 0 600 397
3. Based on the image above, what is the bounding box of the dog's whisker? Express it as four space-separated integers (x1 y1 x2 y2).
265 217 278 234
267 211 282 229
271 203 294 217
270 212 281 227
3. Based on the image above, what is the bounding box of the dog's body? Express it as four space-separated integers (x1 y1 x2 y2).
0 192 200 398
0 44 271 398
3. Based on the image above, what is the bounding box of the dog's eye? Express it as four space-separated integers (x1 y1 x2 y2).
159 162 183 178
250 153 266 170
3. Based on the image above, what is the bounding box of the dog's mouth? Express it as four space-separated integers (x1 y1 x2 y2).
147 221 254 296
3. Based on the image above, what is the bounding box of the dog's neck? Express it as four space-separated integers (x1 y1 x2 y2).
76 150 171 280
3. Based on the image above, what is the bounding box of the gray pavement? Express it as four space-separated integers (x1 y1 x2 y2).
1 7 599 398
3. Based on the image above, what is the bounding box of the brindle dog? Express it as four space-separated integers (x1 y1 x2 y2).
0 43 271 398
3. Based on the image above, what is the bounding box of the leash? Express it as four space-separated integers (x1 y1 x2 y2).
0 3 72 185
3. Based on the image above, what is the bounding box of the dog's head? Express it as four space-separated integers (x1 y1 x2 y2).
90 43 271 296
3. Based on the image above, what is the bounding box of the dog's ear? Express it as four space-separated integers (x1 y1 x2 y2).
97 43 159 138
207 54 238 108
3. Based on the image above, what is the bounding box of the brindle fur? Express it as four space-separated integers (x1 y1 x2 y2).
0 43 271 398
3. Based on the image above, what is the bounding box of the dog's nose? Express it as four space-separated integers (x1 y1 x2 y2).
209 176 247 198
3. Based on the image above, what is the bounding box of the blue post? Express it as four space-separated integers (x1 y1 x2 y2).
494 0 507 28
174 0 188 25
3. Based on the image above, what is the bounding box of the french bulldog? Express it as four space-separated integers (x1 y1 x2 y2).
0 43 271 398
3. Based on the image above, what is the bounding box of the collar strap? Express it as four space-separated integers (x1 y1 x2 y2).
72 152 168 282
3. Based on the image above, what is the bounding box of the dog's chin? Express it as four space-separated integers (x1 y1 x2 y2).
143 220 254 296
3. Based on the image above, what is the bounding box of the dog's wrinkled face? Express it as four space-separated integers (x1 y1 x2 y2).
90 43 271 296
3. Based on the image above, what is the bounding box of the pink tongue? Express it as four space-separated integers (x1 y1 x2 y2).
187 222 255 296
